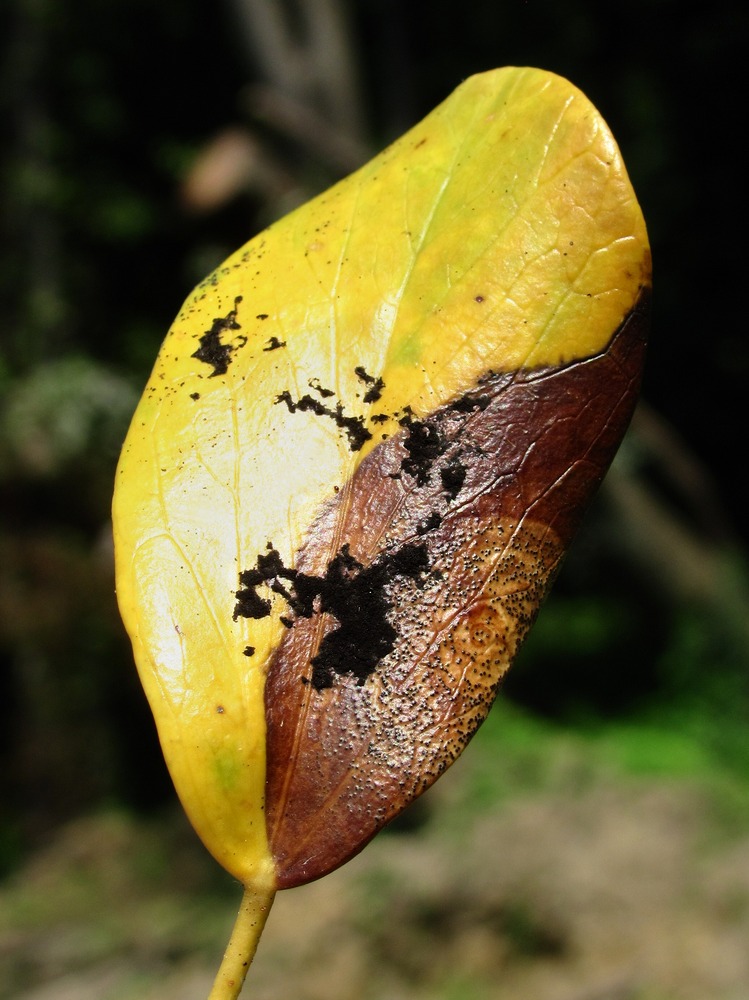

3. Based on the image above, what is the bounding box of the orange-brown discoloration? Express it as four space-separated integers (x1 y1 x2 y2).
263 288 649 887
266 516 563 888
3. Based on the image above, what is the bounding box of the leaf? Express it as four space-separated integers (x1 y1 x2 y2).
113 66 649 991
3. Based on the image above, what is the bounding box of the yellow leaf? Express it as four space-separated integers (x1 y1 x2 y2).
113 66 650 995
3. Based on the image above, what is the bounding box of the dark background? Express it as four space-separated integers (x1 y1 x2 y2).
1 0 747 869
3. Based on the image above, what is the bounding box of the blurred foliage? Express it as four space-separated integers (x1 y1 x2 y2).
0 0 747 877
0 357 136 478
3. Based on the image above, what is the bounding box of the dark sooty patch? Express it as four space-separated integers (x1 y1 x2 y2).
399 413 446 485
354 365 385 403
416 511 442 535
234 541 429 690
263 336 286 351
398 389 492 487
191 296 244 376
308 378 335 398
274 391 372 452
441 460 467 499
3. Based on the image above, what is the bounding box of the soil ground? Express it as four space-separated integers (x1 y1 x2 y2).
2 713 749 1000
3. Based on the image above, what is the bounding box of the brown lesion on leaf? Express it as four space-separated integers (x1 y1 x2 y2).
397 389 489 490
265 512 564 889
264 286 649 889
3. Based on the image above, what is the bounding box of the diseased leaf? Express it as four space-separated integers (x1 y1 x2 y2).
113 66 650 993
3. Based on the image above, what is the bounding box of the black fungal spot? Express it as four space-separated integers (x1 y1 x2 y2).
397 388 493 485
256 313 269 320
363 383 385 404
257 546 286 576
416 511 442 535
234 547 296 622
275 391 372 452
243 646 256 657
263 337 286 351
309 542 430 690
354 365 385 403
400 413 445 485
234 547 292 620
441 460 467 499
451 393 490 413
191 296 243 376
308 377 335 398
233 586 272 621
190 392 201 400
235 540 429 691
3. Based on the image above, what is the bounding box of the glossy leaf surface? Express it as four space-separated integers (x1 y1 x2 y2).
113 67 650 892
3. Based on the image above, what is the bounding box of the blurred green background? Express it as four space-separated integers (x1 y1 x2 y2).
1 2 748 998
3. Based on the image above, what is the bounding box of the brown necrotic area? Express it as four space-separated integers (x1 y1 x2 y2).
264 290 649 889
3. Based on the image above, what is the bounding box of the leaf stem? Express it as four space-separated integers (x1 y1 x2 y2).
208 882 276 1000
